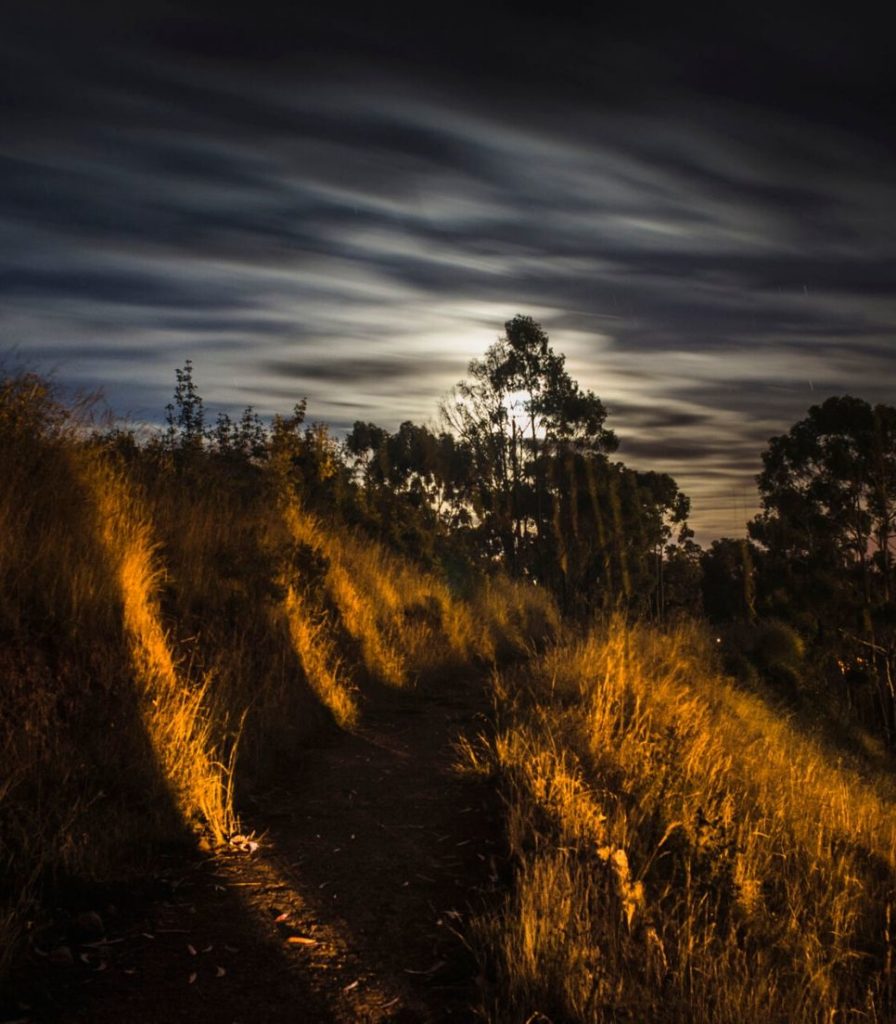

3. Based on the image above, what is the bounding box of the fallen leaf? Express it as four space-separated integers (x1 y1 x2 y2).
274 912 289 924
215 965 226 978
187 944 197 956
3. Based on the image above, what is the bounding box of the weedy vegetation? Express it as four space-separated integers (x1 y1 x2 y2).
465 620 896 1022
0 369 552 981
2 317 895 1023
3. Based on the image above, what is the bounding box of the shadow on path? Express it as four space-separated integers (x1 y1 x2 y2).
235 668 505 1022
12 670 502 1024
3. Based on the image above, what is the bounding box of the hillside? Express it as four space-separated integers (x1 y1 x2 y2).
467 622 896 1022
2 370 896 1022
0 371 555 1020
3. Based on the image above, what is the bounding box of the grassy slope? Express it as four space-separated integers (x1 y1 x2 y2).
466 620 896 1023
5 374 896 1022
0 374 558 980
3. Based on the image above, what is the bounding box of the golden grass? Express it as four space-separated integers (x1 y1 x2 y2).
278 502 556 687
0 372 558 981
85 458 239 842
470 618 896 1023
282 582 358 727
9 370 893 1022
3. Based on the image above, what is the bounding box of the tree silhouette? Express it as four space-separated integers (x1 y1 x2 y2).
750 396 896 738
442 315 618 575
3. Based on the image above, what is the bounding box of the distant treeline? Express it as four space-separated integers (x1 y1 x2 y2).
123 316 701 620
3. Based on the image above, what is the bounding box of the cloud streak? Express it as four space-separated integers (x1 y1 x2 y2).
2 7 895 541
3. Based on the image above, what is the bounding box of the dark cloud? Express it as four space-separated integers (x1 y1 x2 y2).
608 403 716 431
263 355 463 386
2 5 895 542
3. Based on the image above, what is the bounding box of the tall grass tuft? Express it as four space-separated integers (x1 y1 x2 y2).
84 457 239 842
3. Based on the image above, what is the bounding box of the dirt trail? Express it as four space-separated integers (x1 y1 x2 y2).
9 671 502 1023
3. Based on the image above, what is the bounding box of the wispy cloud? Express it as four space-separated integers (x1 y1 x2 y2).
2 7 894 541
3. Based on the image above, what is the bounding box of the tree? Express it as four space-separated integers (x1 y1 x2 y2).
442 315 618 574
344 420 474 564
164 360 205 452
749 396 896 738
439 315 697 614
751 396 896 624
545 454 695 615
208 406 268 461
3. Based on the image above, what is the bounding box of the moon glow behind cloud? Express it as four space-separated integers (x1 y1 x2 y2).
3 6 894 540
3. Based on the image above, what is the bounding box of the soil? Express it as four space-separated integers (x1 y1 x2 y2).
3 671 504 1023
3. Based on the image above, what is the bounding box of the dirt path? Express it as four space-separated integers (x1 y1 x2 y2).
8 671 503 1023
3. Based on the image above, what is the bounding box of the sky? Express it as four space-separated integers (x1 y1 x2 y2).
3 3 895 542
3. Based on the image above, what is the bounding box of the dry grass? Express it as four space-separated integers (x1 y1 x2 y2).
0 371 556 982
279 503 558 688
282 581 358 728
469 618 896 1023
86 457 239 842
